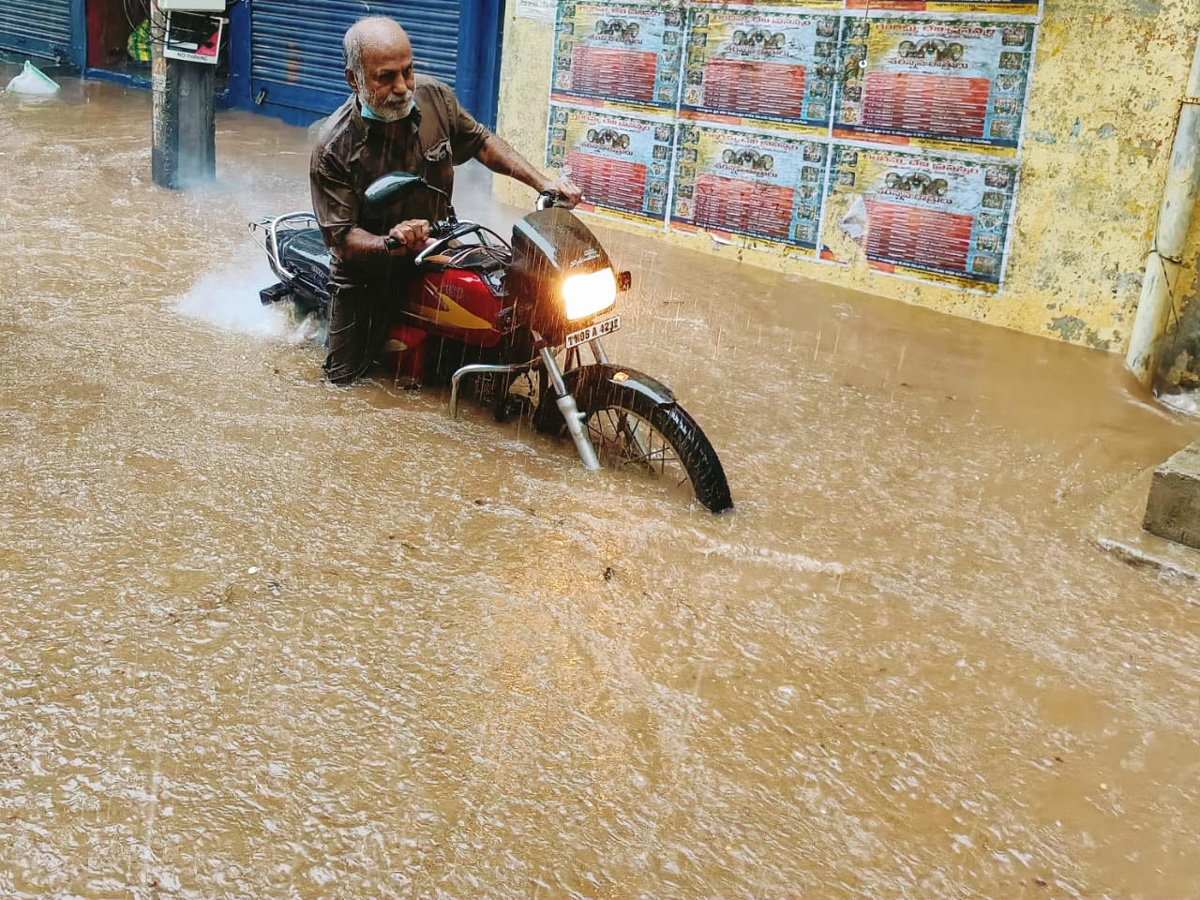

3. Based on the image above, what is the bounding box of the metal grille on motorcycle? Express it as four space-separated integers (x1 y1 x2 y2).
249 174 733 513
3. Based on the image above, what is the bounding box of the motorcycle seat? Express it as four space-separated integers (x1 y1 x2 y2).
279 226 332 270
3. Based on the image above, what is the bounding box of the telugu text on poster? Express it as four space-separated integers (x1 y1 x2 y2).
672 123 828 253
551 2 686 111
680 7 840 134
546 104 675 225
835 18 1034 156
844 0 1041 17
703 0 842 8
822 144 1017 290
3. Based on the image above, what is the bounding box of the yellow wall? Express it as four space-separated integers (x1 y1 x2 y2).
495 0 1200 351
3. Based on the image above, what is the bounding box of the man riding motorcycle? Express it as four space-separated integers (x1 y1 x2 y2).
310 15 582 384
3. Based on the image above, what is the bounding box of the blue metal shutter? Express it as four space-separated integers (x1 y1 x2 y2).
250 0 461 117
0 0 74 64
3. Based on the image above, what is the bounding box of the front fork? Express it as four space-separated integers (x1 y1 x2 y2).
448 339 610 473
540 346 600 470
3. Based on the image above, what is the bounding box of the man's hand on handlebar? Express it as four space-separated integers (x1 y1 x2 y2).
384 219 431 256
542 177 583 209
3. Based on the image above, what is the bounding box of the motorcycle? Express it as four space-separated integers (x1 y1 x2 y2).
248 172 733 513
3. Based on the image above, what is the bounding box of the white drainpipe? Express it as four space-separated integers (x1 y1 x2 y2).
1126 31 1200 387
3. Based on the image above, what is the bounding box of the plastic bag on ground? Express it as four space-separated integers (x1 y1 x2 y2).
5 61 60 96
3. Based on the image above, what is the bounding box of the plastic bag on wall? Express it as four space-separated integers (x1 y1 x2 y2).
839 195 867 243
5 61 61 96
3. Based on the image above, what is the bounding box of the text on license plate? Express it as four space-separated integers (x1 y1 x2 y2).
565 314 621 349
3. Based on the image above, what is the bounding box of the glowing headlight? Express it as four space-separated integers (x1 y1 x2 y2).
562 268 617 321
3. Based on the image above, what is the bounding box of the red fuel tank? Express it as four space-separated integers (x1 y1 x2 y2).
399 268 504 348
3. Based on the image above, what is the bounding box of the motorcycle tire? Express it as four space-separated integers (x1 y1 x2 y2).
538 366 733 513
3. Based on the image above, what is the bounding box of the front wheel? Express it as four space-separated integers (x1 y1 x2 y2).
538 365 733 513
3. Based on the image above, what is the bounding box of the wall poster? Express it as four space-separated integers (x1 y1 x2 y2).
834 18 1034 155
543 0 1040 292
822 145 1018 290
551 1 686 109
672 123 828 254
516 0 558 22
681 7 840 134
546 103 676 224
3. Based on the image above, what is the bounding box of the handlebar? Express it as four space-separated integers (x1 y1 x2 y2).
537 191 564 211
413 220 483 267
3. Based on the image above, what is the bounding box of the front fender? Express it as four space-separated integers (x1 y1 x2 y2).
567 363 677 407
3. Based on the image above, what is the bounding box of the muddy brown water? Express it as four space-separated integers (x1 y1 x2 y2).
3 75 1200 899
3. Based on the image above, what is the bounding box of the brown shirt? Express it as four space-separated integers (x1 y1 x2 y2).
310 75 491 262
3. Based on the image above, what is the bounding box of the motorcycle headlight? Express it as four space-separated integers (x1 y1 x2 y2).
562 268 617 321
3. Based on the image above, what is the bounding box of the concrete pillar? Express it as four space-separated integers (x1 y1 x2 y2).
1126 31 1200 386
151 4 217 189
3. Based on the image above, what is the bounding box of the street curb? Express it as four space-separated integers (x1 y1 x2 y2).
1092 468 1200 590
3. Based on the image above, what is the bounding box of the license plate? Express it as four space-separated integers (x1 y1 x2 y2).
565 314 621 349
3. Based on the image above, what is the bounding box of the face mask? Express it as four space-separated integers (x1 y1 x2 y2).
359 89 414 122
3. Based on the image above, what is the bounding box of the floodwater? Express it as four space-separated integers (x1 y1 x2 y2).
3 74 1200 900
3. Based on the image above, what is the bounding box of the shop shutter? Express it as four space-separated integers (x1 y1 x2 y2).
250 0 461 117
0 0 75 64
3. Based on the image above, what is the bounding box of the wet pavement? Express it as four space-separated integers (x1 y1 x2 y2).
3 73 1200 899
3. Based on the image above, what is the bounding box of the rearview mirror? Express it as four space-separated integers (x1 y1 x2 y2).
364 172 424 208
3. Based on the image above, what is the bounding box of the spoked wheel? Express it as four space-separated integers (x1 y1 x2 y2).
537 364 733 513
587 405 681 472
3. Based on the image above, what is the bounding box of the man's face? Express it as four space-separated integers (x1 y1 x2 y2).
348 37 416 121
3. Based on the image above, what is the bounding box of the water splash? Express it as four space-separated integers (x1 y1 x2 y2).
173 251 320 342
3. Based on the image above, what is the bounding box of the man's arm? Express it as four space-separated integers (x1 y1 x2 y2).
337 227 391 263
311 150 429 261
476 133 583 207
336 222 431 263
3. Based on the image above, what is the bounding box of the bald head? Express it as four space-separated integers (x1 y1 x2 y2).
344 17 410 80
344 17 417 122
